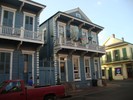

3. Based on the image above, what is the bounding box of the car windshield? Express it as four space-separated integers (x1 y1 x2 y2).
0 81 7 89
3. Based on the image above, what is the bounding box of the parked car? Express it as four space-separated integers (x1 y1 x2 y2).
0 80 66 100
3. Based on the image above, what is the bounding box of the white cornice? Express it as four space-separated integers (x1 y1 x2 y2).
19 0 46 9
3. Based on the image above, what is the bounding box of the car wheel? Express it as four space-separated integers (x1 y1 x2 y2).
44 95 56 100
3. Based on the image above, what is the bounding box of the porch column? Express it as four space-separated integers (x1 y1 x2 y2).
36 51 39 85
122 64 128 79
53 16 58 84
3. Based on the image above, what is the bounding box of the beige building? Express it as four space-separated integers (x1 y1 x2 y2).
101 34 133 80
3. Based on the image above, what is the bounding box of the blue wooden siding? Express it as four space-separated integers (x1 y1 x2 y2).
15 12 23 28
67 55 73 81
39 67 55 85
68 11 87 21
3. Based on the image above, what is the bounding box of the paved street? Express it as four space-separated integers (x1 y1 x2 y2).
61 79 133 100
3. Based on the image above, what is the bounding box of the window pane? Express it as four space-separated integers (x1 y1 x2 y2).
73 57 80 80
4 11 8 18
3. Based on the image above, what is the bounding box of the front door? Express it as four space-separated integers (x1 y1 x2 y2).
59 56 67 82
23 54 32 84
127 67 133 78
108 68 113 80
60 62 66 82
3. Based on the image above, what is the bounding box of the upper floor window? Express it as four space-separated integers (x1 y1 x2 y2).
72 56 81 81
0 52 10 74
131 48 133 59
81 29 88 45
43 28 47 43
84 57 91 79
113 50 120 61
23 12 35 32
76 13 81 19
58 22 66 44
91 31 97 44
70 25 79 41
1 6 16 27
122 48 127 59
106 52 112 62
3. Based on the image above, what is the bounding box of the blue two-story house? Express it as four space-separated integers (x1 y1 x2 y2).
0 0 45 84
39 8 105 88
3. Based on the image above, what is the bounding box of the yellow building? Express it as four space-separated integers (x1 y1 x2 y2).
101 34 133 80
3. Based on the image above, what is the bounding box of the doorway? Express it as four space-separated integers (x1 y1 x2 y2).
59 56 67 82
108 68 113 80
127 67 133 78
23 54 32 84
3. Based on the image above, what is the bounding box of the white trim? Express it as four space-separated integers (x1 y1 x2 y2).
65 7 91 22
94 57 100 79
72 55 81 81
1 6 16 28
55 46 105 54
58 55 68 82
23 12 35 32
57 21 66 44
19 0 45 9
22 50 35 54
22 50 35 82
84 56 91 80
0 48 14 52
32 53 34 82
0 49 13 80
10 52 13 80
58 13 103 30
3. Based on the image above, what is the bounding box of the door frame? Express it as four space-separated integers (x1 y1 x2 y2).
93 57 100 79
22 50 35 82
58 54 68 82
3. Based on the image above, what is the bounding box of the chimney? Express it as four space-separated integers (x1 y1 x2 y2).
112 34 115 38
122 37 124 41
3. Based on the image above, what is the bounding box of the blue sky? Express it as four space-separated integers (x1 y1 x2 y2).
34 0 133 45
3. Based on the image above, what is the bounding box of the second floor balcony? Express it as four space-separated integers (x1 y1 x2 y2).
54 38 105 54
102 56 133 64
0 25 44 44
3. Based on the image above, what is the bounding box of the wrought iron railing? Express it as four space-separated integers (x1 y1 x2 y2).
0 25 43 42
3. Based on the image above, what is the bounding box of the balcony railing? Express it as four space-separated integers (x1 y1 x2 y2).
0 25 43 42
55 39 105 53
102 57 133 64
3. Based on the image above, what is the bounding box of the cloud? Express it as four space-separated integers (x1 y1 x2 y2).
97 1 102 5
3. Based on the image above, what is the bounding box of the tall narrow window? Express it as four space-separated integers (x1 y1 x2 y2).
131 48 133 59
25 16 33 31
91 31 97 44
82 29 88 45
106 52 111 62
84 57 91 79
58 22 66 44
0 52 10 74
113 50 120 61
73 56 80 81
122 48 127 59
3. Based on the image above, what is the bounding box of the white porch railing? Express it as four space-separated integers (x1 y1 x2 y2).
55 39 105 53
0 25 43 42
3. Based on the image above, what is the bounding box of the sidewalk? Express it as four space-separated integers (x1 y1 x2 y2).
66 82 120 97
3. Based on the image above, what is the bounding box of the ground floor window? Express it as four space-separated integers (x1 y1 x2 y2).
115 67 122 75
72 56 81 81
102 69 105 76
84 57 91 79
0 52 10 74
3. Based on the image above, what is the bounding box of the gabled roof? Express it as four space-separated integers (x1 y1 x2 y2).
65 7 92 22
103 35 133 47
